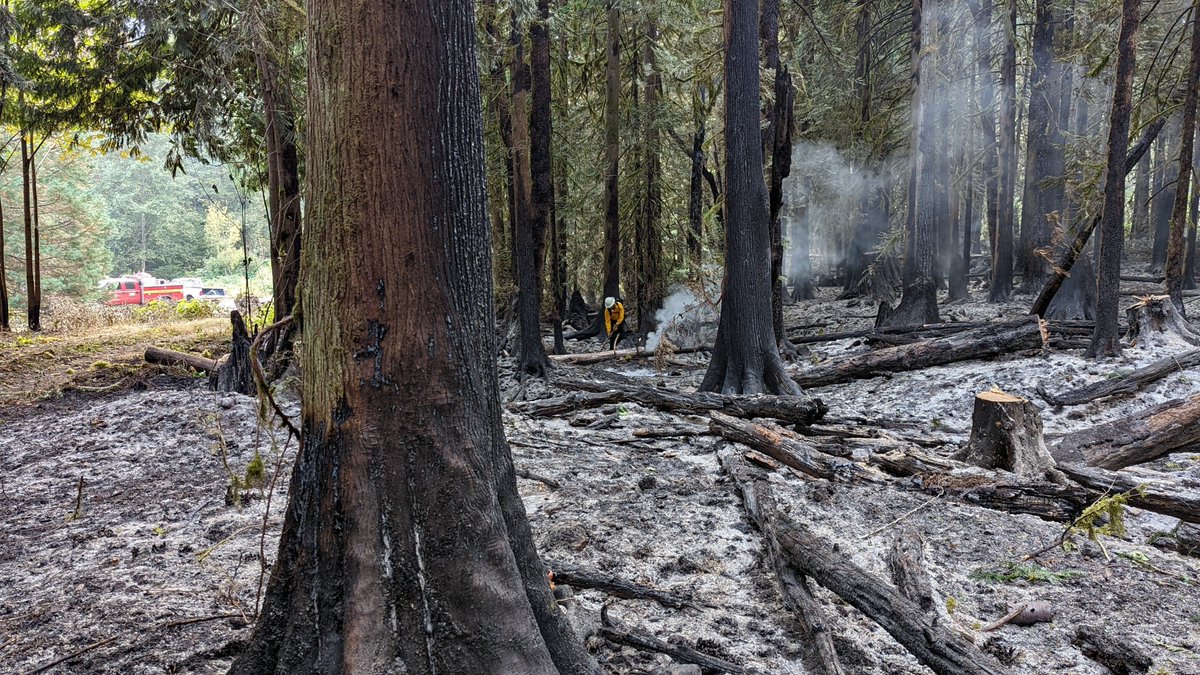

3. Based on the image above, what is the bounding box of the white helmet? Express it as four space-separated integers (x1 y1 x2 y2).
604 297 616 309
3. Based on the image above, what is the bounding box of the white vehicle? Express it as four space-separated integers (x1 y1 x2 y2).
170 277 205 300
199 288 237 312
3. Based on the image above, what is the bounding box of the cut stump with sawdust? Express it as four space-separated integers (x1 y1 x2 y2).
957 390 1066 484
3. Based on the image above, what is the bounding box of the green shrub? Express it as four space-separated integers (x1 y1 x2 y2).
133 299 177 322
176 298 216 320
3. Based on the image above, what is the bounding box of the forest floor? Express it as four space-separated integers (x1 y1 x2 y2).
3 285 1200 674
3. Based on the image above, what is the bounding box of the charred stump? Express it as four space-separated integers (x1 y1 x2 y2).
209 310 254 395
957 390 1066 483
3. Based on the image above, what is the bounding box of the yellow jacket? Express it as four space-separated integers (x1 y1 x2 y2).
604 302 625 335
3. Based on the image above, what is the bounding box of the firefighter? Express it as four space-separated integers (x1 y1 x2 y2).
603 296 626 351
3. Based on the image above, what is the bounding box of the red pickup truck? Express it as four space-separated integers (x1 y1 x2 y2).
105 278 186 306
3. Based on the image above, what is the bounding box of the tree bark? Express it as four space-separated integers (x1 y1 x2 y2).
603 3 622 304
635 15 664 334
144 346 218 373
1090 0 1142 358
687 119 706 276
701 0 799 395
1165 0 1200 312
1052 393 1200 469
0 85 8 332
231 2 596 672
957 390 1065 483
1038 348 1200 406
1152 124 1178 274
210 311 255 395
990 0 1017 302
19 112 40 331
886 0 940 326
1018 0 1062 288
1125 294 1200 348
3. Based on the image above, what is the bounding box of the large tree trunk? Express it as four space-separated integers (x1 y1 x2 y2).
635 15 664 334
884 0 939 326
1018 0 1065 290
1090 0 1142 358
231 2 596 672
990 0 1017 302
1053 393 1200 470
1134 148 1151 241
1165 0 1200 313
602 3 622 305
843 0 879 297
701 0 799 395
1152 124 1178 274
0 86 6 332
762 0 797 340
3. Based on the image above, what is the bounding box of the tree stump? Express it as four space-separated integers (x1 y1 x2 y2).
958 390 1066 484
1125 294 1200 348
209 310 255 395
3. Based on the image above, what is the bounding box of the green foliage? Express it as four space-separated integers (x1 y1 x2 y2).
175 298 215 320
970 562 1085 585
132 299 177 323
1069 488 1141 560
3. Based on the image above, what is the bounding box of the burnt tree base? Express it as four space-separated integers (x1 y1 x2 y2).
209 311 254 395
1126 294 1200 348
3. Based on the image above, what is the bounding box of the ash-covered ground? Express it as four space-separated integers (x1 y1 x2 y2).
3 286 1200 674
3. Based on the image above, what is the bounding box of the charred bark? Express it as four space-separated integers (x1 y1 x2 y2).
687 120 706 276
1165 0 1200 312
210 311 255 395
1052 393 1200 469
603 3 622 303
1091 0 1141 358
793 316 1046 389
990 0 1017 302
957 390 1065 483
701 0 799 395
635 15 664 334
231 2 596 672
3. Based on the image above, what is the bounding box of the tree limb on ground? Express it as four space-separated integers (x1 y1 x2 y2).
1051 393 1200 469
791 316 1046 390
1037 349 1200 406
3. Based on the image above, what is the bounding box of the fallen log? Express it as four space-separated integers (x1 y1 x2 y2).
546 562 692 609
547 345 708 365
886 531 934 613
1038 348 1200 406
1152 521 1200 558
1073 624 1152 674
718 450 847 675
957 390 1066 484
527 376 828 425
710 412 885 484
724 460 1011 675
509 390 622 417
792 317 1046 389
789 321 986 346
144 346 217 373
1057 463 1200 524
1052 393 1200 469
598 607 753 675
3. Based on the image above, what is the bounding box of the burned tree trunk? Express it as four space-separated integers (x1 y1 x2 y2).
511 15 550 380
1165 0 1200 312
687 119 706 276
957 390 1065 483
885 0 940 326
145 346 217 373
990 0 1017 302
701 0 799 395
1090 0 1142 358
602 3 622 305
231 2 596 672
635 15 664 335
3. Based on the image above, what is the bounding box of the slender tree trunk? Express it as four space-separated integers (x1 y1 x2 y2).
991 0 1017 302
1152 123 1178 273
231 1 596 671
844 0 876 295
530 0 563 354
885 0 940 326
510 13 548 378
688 119 706 277
790 180 815 301
635 14 664 334
252 9 303 326
602 3 621 305
0 85 6 332
29 136 41 331
1188 147 1199 289
20 124 38 331
1090 0 1142 358
969 0 1000 294
1166 0 1200 313
700 0 800 396
481 0 515 295
1134 150 1150 240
